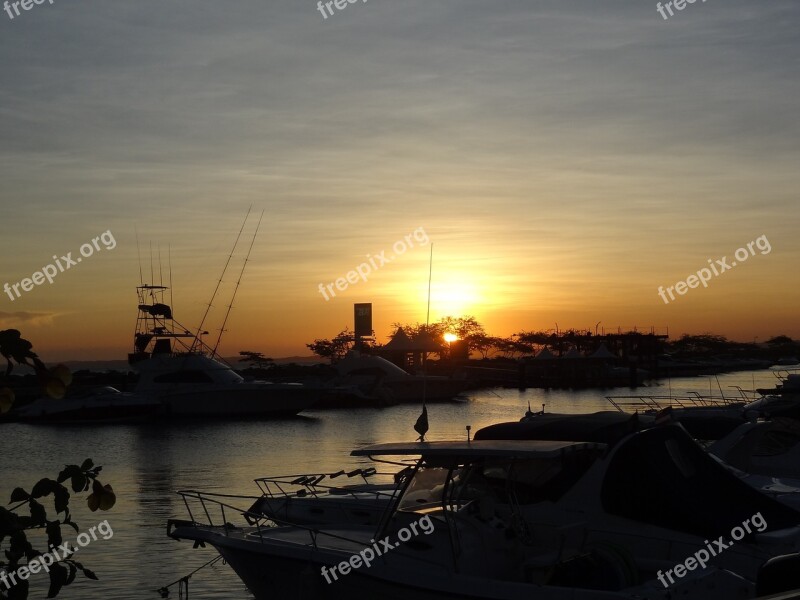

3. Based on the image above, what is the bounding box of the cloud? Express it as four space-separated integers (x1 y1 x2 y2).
0 311 58 326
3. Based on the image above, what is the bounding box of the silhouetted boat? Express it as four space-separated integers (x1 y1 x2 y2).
129 284 319 417
167 426 800 599
11 386 159 424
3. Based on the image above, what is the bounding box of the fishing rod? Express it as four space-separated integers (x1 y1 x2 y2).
212 210 264 357
190 207 252 353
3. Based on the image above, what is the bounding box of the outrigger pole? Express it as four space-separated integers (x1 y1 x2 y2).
212 210 264 356
190 206 252 353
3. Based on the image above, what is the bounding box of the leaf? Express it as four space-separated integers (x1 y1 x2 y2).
99 485 116 511
7 577 28 600
9 488 29 503
47 563 68 598
53 486 70 515
30 479 59 499
8 531 32 562
56 466 81 484
28 499 47 526
0 387 15 415
46 521 62 548
87 482 115 512
70 560 98 581
70 475 86 493
65 563 77 585
80 459 94 472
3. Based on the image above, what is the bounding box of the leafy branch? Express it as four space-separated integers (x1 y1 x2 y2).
0 459 115 599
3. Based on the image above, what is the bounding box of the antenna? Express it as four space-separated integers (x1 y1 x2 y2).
212 210 264 356
191 207 252 352
158 244 163 287
415 243 433 442
425 244 433 327
149 241 154 287
135 226 144 286
168 244 174 316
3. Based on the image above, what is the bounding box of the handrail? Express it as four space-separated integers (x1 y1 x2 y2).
605 394 744 414
176 489 380 549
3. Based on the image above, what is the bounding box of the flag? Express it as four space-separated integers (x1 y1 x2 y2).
414 405 429 441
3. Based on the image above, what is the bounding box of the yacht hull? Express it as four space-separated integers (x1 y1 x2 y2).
155 385 319 417
198 537 658 600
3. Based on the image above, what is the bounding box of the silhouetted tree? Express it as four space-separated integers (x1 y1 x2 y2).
306 328 359 363
238 351 274 370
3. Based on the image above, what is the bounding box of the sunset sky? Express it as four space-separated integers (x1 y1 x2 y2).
1 0 798 361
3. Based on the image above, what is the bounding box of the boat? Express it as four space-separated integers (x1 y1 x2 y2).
167 425 800 599
129 284 320 417
775 358 800 367
758 373 800 396
322 352 466 407
246 467 405 527
9 386 160 424
708 418 800 479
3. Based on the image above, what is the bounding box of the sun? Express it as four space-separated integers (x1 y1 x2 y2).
443 332 458 343
428 278 480 317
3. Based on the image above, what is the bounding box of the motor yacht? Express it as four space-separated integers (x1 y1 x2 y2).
129 284 319 417
167 425 800 599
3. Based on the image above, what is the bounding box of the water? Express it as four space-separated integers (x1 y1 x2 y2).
0 369 786 599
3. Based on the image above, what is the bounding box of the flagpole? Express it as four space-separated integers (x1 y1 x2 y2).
423 243 433 404
414 244 433 442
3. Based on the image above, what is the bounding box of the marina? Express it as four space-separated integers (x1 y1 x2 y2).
1 2 798 599
3 368 799 599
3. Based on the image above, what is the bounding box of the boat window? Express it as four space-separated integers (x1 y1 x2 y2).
754 429 800 456
153 370 215 384
447 452 600 508
398 467 449 511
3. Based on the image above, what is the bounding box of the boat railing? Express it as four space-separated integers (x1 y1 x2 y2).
605 393 744 413
171 488 444 572
172 489 379 551
173 490 274 540
253 467 404 501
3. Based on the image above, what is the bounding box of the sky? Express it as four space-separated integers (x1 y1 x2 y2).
0 0 798 361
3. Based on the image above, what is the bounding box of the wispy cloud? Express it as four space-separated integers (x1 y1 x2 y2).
0 311 58 326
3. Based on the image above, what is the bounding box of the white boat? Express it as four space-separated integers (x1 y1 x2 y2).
129 284 319 417
708 418 800 479
326 352 466 407
758 373 800 396
246 468 404 527
12 386 160 424
167 425 800 599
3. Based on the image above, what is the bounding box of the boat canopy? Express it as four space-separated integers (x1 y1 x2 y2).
602 424 800 536
351 439 606 459
474 411 645 446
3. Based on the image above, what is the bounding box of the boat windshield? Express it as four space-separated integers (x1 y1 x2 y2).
397 467 450 511
397 449 601 513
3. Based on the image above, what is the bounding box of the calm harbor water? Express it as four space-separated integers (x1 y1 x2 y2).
0 368 788 599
